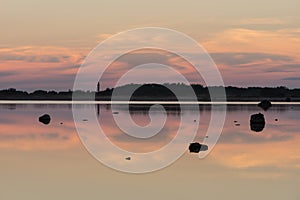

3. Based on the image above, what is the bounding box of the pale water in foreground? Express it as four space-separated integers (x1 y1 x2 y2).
0 103 299 199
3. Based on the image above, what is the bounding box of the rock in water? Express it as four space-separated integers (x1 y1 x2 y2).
250 123 265 132
250 113 265 123
189 142 208 153
258 100 272 111
125 157 131 160
39 114 51 125
250 113 265 132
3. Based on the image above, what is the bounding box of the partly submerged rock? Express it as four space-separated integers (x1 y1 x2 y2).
250 123 265 132
250 113 265 123
38 114 51 125
250 113 265 132
189 142 208 153
258 100 272 111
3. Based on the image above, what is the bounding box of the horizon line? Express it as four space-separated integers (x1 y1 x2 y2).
1 100 300 105
1 84 299 93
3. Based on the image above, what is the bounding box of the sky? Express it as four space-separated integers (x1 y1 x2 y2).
1 0 300 91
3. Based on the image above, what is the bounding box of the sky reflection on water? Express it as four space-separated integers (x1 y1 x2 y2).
0 104 299 199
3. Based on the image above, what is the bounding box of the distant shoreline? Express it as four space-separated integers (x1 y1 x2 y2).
1 84 299 102
1 101 300 105
0 98 299 102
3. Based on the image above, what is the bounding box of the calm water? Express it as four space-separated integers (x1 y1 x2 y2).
0 103 300 199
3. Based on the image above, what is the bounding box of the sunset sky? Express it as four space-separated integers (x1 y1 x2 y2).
1 0 300 91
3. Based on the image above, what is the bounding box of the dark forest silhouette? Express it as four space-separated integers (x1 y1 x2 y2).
0 83 299 101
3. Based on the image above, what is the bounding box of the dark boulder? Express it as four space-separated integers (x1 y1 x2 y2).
250 123 265 132
189 142 208 153
38 114 51 125
258 100 272 111
250 113 265 132
250 113 265 123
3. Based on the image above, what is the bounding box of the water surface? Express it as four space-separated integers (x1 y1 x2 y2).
0 103 299 199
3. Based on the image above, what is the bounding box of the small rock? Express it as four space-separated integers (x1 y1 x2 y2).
112 112 119 114
189 142 208 153
125 157 131 160
234 120 238 123
193 120 196 122
235 123 240 126
258 100 272 111
38 114 51 125
275 119 278 121
60 122 63 125
82 119 88 121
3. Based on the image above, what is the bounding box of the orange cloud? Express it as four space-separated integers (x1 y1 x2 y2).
0 46 88 90
203 28 300 58
1 29 300 90
97 33 114 43
236 18 286 25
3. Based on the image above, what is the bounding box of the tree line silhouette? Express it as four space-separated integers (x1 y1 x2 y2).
0 84 299 101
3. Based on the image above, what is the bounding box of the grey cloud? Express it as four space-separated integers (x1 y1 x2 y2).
0 73 76 91
264 64 300 73
0 71 16 77
210 52 293 67
114 52 171 67
282 77 300 81
0 53 70 63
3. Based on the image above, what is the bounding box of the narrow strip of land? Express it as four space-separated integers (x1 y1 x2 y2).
0 101 300 105
1 84 299 101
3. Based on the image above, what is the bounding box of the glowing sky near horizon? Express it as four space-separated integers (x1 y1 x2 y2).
0 0 300 91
